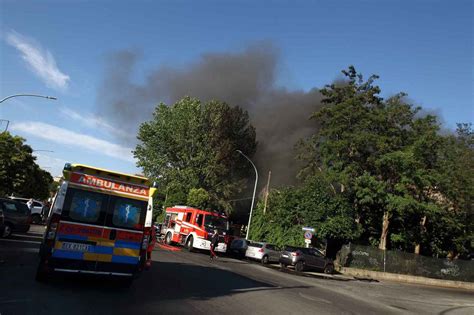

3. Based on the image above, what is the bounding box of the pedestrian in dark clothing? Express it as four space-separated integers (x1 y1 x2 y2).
210 229 219 261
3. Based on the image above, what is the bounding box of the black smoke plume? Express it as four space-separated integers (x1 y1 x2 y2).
98 43 323 187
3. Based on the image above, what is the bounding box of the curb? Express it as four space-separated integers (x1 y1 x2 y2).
340 267 474 290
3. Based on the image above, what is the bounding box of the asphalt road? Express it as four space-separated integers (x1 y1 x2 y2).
1 226 473 315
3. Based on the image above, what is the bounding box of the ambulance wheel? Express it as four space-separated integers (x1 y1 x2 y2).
165 232 173 245
35 259 50 283
185 236 194 252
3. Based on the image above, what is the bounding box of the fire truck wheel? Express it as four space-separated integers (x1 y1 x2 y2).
186 236 194 252
165 232 173 245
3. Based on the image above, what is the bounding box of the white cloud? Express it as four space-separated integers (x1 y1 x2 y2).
11 121 134 162
5 30 70 90
33 153 68 178
59 107 133 140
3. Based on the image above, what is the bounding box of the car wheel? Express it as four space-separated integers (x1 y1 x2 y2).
280 262 287 269
324 264 334 274
165 232 173 245
2 223 12 238
295 261 305 272
31 214 42 224
261 255 269 265
186 236 194 252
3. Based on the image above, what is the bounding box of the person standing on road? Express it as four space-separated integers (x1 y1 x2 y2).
26 198 34 211
210 229 219 261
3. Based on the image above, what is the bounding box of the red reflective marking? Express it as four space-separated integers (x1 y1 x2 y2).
116 230 142 242
58 222 103 238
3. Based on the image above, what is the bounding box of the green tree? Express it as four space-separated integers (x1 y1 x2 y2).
249 175 360 250
299 66 467 255
0 132 53 200
424 123 474 258
187 188 210 209
135 97 257 213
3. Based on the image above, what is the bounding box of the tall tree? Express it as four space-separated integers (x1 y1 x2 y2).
134 97 257 213
0 132 53 200
299 66 456 253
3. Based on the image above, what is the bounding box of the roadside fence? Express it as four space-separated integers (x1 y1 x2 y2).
337 244 474 282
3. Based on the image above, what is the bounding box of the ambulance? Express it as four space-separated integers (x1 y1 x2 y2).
36 163 157 285
161 206 229 253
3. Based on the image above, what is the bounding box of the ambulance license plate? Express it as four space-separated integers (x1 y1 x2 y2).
62 242 91 252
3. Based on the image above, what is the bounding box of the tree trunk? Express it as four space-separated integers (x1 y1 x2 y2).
379 212 390 250
414 215 427 255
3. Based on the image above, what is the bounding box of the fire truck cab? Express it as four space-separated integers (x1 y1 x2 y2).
162 206 228 253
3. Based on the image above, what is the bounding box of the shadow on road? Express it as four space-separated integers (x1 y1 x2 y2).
45 261 310 301
0 249 311 314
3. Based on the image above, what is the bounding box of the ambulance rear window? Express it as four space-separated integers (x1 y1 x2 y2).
111 197 146 229
69 190 103 223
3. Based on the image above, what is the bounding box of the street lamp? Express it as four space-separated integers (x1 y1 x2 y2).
236 150 258 240
0 94 57 104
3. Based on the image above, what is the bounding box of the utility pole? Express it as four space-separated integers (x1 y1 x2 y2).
263 170 271 215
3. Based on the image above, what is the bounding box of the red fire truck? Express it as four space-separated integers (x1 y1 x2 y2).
161 206 229 253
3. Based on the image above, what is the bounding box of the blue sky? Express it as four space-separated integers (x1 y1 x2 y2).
1 0 472 178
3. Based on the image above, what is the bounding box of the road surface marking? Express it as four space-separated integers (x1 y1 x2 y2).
0 238 40 245
231 286 282 292
0 247 39 253
11 233 43 239
298 292 332 304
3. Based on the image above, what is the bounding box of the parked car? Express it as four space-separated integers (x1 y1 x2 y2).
279 246 334 274
0 198 31 237
229 238 250 258
0 206 5 237
245 242 281 264
9 197 46 224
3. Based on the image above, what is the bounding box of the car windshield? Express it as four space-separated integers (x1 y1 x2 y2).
249 242 263 248
204 215 228 230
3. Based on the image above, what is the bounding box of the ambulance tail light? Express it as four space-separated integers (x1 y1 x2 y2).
142 228 151 250
47 213 61 240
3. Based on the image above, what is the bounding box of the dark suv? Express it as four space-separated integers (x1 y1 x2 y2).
0 198 31 237
279 246 334 274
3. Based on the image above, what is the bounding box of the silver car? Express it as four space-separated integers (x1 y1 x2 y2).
245 242 281 264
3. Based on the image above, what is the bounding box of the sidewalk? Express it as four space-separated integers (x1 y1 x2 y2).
340 267 474 290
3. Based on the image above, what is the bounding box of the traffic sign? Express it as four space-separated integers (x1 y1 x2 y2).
304 239 311 244
302 227 315 232
304 231 313 239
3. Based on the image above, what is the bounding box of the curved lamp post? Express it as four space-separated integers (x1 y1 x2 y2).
236 150 258 240
32 150 55 153
0 94 57 104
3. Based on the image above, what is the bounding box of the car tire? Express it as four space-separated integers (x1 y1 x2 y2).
295 261 305 272
165 232 173 245
280 262 287 269
324 264 334 274
261 255 269 265
35 260 50 283
2 223 12 238
186 236 194 252
31 214 42 224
